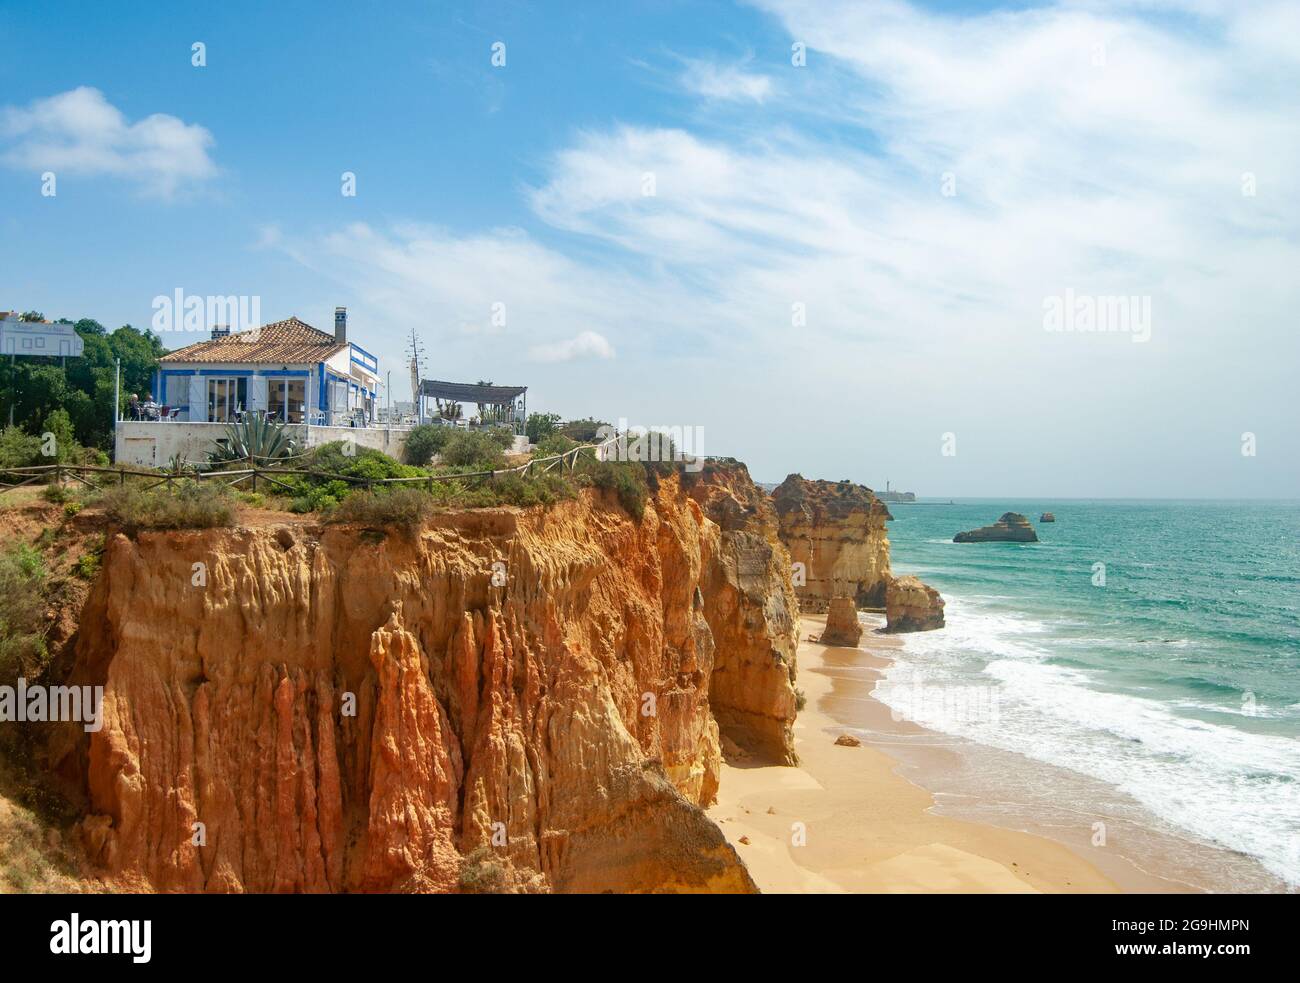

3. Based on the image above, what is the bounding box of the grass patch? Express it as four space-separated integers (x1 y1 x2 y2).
439 431 507 471
98 481 235 533
458 846 508 894
328 488 437 529
575 458 649 518
0 545 49 684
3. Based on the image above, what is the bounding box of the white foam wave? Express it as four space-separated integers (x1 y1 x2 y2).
875 595 1300 888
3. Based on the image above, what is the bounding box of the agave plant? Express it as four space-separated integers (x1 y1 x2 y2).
439 401 463 421
167 453 197 474
209 414 300 464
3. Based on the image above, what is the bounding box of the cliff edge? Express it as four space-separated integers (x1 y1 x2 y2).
51 472 798 893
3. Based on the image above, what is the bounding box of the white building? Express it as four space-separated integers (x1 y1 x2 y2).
115 308 405 467
152 308 379 424
0 313 85 357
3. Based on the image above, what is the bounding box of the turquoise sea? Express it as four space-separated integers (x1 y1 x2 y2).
874 500 1300 890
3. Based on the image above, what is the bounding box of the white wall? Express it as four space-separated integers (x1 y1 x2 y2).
114 421 412 468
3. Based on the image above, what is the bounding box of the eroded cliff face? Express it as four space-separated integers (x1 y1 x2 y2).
57 473 790 893
772 475 892 612
683 460 800 764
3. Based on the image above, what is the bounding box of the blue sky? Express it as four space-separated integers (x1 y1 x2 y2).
2 0 1297 496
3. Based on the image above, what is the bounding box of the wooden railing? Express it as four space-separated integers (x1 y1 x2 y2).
0 437 613 498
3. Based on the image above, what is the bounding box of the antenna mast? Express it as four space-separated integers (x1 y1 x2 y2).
406 329 427 422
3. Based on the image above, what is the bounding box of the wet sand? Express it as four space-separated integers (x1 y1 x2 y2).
708 614 1196 893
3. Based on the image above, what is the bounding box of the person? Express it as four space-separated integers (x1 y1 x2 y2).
128 394 140 420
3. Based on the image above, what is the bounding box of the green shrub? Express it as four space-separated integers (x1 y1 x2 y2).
458 846 508 894
485 426 516 450
76 552 100 580
99 481 235 532
0 427 42 469
41 484 70 504
329 488 435 528
308 442 421 480
402 425 453 465
558 418 609 443
535 434 578 457
576 459 648 519
488 472 576 508
40 409 76 464
62 501 82 518
0 545 49 682
439 431 506 471
288 479 352 514
525 412 562 444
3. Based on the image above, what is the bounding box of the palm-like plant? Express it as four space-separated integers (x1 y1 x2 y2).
210 414 300 464
167 453 196 474
439 402 463 421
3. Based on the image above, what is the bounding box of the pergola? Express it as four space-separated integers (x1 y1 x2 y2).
417 379 527 430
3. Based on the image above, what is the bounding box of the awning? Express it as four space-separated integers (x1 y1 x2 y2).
418 379 527 404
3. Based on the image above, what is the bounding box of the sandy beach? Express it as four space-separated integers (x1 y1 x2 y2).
708 613 1189 893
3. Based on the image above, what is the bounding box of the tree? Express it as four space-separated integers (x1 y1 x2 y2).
40 408 76 463
526 412 562 444
0 317 166 451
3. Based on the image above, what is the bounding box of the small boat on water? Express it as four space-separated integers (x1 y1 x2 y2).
1040 512 1056 522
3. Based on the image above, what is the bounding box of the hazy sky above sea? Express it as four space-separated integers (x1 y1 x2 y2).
2 0 1297 497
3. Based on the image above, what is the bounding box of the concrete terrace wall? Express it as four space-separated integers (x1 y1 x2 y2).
114 421 412 468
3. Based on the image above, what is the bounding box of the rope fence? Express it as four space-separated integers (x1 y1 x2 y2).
0 434 619 498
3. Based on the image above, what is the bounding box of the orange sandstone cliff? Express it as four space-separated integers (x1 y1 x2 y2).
52 467 799 893
683 460 800 764
772 474 893 612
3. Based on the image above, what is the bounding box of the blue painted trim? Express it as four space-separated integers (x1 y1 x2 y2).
349 342 378 371
261 369 310 378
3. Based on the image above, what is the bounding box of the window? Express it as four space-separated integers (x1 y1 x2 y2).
207 377 247 422
268 378 306 423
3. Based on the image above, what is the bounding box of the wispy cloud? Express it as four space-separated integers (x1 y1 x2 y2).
529 330 616 363
678 57 773 103
273 0 1300 493
0 86 216 197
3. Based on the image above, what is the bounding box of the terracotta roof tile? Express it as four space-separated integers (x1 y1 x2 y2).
158 316 347 365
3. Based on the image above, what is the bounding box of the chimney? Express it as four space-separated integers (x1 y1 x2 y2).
211 324 230 340
334 307 347 344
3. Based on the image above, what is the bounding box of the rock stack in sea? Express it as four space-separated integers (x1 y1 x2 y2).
884 575 946 632
818 596 864 647
953 512 1039 543
771 474 893 612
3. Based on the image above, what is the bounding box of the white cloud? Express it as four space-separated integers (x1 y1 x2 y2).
273 0 1300 494
0 86 216 197
529 330 616 363
678 58 773 103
